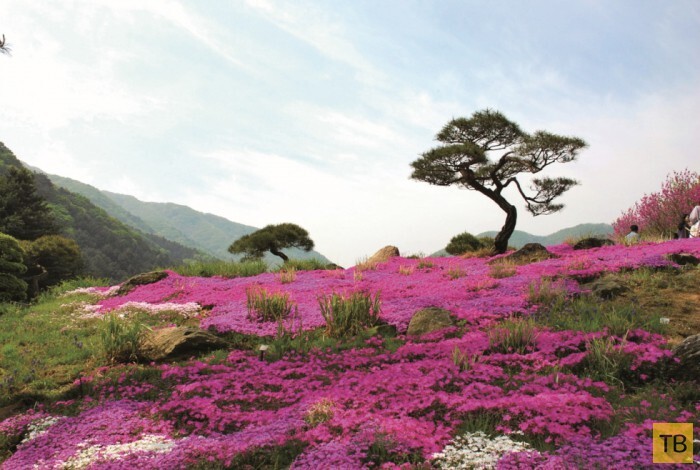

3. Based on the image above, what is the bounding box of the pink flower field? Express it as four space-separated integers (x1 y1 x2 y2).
2 239 699 469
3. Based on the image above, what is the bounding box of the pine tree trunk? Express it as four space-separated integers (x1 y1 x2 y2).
270 248 289 263
494 204 517 254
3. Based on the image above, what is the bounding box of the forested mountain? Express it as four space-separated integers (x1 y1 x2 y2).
1 142 206 281
46 174 332 265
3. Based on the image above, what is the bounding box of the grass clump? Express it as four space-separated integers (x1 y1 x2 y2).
488 318 539 354
99 313 150 363
318 291 381 338
277 266 297 284
446 265 466 280
246 287 294 322
527 278 568 306
170 259 267 278
489 260 517 279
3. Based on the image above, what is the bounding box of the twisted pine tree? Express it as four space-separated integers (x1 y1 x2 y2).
228 223 314 263
411 109 587 254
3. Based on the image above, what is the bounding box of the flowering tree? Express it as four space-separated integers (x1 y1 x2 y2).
411 109 586 254
612 170 700 238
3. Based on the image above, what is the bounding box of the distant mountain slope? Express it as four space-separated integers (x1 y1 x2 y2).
46 174 332 265
430 223 613 256
477 223 613 248
1 142 205 281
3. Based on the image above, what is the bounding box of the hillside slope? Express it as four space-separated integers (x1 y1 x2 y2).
47 174 332 265
0 142 205 281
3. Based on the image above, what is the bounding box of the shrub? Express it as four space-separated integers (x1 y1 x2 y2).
20 235 83 291
318 291 381 338
612 169 700 238
446 232 485 255
0 232 27 302
246 286 294 322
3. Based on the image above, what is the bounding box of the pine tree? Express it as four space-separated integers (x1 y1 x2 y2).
0 167 58 240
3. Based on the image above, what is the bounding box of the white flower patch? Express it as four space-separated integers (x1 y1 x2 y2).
56 434 175 469
117 301 201 318
432 431 533 469
62 286 120 298
21 416 63 444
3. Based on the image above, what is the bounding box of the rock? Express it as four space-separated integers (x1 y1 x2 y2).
590 278 627 300
573 238 615 250
667 253 700 266
491 243 557 266
140 326 229 362
117 271 169 296
670 334 700 381
407 307 456 336
367 246 400 265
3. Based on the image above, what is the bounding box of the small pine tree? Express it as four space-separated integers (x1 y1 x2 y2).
229 223 314 263
0 232 28 302
0 167 58 240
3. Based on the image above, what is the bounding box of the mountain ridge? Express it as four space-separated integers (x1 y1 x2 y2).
44 173 331 266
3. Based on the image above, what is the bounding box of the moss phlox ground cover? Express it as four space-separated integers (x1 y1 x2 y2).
2 239 699 468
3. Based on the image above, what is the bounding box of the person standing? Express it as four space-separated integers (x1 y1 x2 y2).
677 214 691 239
689 201 700 226
625 224 640 243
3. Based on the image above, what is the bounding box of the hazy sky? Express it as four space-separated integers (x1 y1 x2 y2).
1 1 699 266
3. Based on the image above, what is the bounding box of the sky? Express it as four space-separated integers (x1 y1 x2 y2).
1 0 699 267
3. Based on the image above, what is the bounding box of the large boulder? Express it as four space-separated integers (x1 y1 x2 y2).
407 307 456 336
117 270 169 296
590 278 628 300
140 326 229 362
670 334 700 381
367 246 400 265
491 243 557 266
573 238 615 250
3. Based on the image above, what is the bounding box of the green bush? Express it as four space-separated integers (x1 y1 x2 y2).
0 232 27 302
20 235 83 291
446 232 485 255
318 291 381 338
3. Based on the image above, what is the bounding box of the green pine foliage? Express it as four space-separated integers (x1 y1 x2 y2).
229 223 314 263
0 166 58 240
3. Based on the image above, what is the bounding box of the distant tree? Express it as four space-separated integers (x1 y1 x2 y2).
20 235 84 293
411 109 586 254
0 34 10 56
445 231 485 255
0 232 28 302
612 170 700 238
0 166 58 240
228 223 314 263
